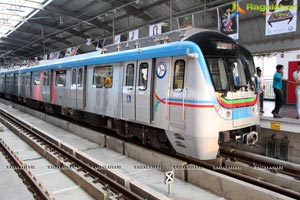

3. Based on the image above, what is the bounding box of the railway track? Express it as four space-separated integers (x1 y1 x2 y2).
176 156 300 199
0 138 51 200
0 108 143 200
219 146 300 179
1 99 300 200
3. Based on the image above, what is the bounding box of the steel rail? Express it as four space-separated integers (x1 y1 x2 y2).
219 146 300 179
177 155 300 199
0 139 51 200
0 109 143 200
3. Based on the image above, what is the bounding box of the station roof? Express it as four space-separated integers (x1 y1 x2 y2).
0 0 299 65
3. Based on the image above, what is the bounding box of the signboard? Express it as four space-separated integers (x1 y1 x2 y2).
128 29 139 41
217 2 239 40
149 23 162 36
270 122 281 130
164 170 174 184
265 0 297 35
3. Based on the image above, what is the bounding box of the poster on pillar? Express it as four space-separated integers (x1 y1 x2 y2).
265 0 297 36
217 2 239 40
149 23 162 36
128 29 139 41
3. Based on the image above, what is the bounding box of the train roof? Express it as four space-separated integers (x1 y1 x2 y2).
0 40 201 74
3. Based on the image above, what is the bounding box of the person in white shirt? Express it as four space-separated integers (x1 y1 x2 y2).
293 62 300 119
256 67 265 113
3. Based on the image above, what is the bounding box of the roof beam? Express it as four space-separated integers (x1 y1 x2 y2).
102 0 153 21
16 28 72 46
45 5 113 32
27 20 85 39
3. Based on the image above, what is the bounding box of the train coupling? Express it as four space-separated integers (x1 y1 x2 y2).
234 131 258 145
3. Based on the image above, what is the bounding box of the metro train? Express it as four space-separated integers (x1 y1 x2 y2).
0 28 259 160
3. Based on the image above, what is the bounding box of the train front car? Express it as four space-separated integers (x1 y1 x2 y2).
177 30 259 160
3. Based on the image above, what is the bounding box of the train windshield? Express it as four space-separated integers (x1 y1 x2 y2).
207 56 255 93
228 58 247 87
206 58 228 91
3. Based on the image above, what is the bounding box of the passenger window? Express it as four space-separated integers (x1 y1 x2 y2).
173 60 185 92
56 70 66 86
125 64 134 89
33 72 40 85
138 63 148 91
71 69 76 85
78 68 83 87
93 66 113 88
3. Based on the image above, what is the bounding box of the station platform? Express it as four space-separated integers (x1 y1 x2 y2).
259 100 300 134
261 100 299 119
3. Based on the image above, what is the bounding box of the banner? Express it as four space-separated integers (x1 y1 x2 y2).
218 3 239 40
65 46 80 57
265 0 297 35
177 15 193 29
128 29 139 41
149 23 162 36
114 34 121 44
49 51 60 60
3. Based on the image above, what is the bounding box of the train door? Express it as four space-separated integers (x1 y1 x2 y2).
77 66 86 109
13 73 18 96
122 61 137 120
70 67 86 109
136 59 154 123
42 71 51 102
169 57 187 128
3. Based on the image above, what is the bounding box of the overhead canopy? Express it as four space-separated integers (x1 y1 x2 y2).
0 0 299 66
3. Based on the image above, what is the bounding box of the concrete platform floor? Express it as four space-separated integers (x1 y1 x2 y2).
0 122 94 200
261 100 299 119
0 103 222 200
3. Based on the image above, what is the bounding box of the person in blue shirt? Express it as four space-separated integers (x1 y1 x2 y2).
272 64 296 118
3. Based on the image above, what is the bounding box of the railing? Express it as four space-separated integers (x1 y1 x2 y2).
264 79 275 99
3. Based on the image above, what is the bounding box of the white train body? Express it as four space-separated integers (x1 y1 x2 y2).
0 28 259 160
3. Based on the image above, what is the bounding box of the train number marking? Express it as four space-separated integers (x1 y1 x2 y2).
156 62 167 79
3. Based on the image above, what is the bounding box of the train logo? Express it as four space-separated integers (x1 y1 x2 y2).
156 62 167 79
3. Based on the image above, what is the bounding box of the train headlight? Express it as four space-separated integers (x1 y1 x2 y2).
214 104 232 120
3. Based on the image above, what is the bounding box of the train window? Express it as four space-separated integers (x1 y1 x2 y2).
78 68 83 87
138 63 148 91
43 71 50 86
207 58 228 91
93 66 113 88
33 72 40 85
56 70 66 86
228 58 247 87
125 64 134 89
71 69 76 85
173 60 185 92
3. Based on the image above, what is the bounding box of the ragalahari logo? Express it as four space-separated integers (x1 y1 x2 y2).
231 2 246 17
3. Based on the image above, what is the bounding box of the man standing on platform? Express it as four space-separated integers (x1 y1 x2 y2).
272 64 296 118
256 67 265 113
293 62 300 119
